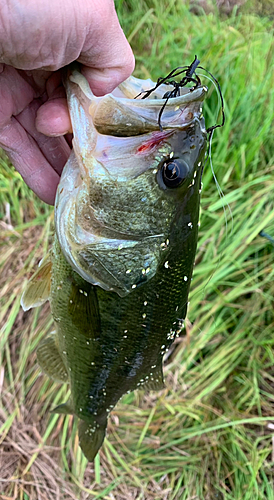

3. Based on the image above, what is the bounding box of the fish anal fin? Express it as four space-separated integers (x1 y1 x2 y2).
78 418 107 462
36 331 68 382
21 256 52 311
51 399 74 415
140 363 165 392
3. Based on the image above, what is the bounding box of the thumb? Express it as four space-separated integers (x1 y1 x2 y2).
78 2 135 96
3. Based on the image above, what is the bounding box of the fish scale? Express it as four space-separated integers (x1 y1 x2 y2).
21 64 207 461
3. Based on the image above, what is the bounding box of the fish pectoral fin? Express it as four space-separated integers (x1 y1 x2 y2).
78 418 107 462
51 399 74 415
36 331 68 382
68 281 101 334
21 255 52 311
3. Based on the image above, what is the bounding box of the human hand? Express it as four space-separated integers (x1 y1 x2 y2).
0 0 134 204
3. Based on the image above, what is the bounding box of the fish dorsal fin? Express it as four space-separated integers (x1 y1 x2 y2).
21 256 52 311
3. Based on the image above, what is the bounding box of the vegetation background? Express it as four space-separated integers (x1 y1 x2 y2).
1 0 274 498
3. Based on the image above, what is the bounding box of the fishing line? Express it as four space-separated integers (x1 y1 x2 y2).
196 71 233 237
135 57 229 354
193 71 232 341
190 70 232 330
208 128 233 237
150 58 228 354
194 125 232 333
134 55 225 135
134 55 202 131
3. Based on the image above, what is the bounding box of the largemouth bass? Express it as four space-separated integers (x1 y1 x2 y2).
21 63 207 461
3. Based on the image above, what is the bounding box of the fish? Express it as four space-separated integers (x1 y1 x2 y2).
21 63 208 461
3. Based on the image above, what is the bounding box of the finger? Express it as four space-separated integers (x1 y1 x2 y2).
46 71 62 97
0 65 36 128
0 117 60 205
16 99 71 175
36 97 72 137
78 1 135 96
81 63 135 97
36 72 73 136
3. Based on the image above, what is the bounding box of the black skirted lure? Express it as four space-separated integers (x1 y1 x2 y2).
135 55 225 135
21 58 224 461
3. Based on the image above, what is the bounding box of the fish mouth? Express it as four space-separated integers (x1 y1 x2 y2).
66 63 207 137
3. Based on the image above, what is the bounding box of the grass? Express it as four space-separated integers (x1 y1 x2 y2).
1 1 274 499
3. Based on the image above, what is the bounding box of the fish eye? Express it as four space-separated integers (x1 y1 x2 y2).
162 158 189 188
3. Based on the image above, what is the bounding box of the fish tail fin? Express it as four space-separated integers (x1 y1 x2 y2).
78 418 107 462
